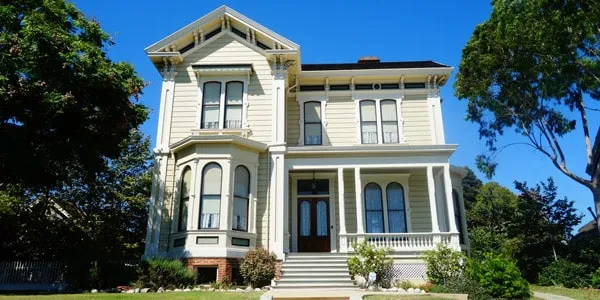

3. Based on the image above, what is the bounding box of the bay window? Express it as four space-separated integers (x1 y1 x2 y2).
200 163 222 229
232 165 250 231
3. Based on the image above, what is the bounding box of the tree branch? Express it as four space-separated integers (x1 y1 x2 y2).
575 88 594 168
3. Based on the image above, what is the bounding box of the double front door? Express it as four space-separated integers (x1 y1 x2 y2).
297 197 330 252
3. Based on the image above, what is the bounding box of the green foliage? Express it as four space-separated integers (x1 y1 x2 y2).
210 275 232 290
538 259 591 288
347 240 393 288
567 231 600 274
468 253 531 300
429 276 490 300
592 267 600 289
239 248 276 288
0 0 147 187
422 244 465 285
461 167 482 211
135 258 195 290
395 280 413 290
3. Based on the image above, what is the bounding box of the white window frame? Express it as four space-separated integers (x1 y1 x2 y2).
297 94 328 146
197 76 249 130
353 91 403 145
361 174 412 233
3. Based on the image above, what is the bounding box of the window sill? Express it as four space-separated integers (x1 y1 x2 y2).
191 128 251 138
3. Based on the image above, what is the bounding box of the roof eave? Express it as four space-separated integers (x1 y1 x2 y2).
299 67 454 78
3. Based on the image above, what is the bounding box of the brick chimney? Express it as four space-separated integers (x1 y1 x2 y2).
358 56 380 64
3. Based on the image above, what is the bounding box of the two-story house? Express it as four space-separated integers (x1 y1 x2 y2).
143 5 468 289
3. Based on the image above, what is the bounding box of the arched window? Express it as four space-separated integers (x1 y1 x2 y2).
225 81 243 128
452 189 464 243
199 163 222 229
364 183 384 233
380 100 398 143
360 100 378 144
232 166 250 231
304 101 322 145
386 182 406 233
201 82 221 129
177 167 192 232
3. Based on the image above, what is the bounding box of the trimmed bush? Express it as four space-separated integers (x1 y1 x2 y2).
135 257 194 289
422 243 465 284
240 248 276 288
538 259 591 288
429 276 489 300
347 240 393 288
468 253 531 299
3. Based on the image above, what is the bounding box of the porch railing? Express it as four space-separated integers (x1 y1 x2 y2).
339 232 460 253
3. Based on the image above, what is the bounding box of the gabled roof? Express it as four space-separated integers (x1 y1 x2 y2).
145 5 299 54
302 60 450 71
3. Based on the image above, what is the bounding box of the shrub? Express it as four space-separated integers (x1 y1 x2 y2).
210 275 232 290
422 243 465 284
468 253 530 299
239 248 276 288
429 276 490 300
592 267 600 289
538 259 591 288
395 280 413 290
135 257 194 289
347 240 393 288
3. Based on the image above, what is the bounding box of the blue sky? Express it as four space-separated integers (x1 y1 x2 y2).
73 0 597 227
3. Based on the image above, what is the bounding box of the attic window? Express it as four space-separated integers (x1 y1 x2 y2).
404 83 426 89
330 84 350 91
299 85 325 92
205 27 222 40
355 84 373 90
256 41 271 50
381 83 400 90
180 42 195 54
231 27 247 39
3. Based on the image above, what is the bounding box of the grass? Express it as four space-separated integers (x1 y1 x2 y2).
0 291 264 300
532 285 600 300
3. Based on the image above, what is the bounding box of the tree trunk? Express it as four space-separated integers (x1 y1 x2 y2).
592 186 600 236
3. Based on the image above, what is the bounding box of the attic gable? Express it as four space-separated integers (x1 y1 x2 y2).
145 5 299 65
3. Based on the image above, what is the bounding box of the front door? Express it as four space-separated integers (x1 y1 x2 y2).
297 198 331 252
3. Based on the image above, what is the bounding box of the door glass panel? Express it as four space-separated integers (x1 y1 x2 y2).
300 201 310 236
316 200 328 236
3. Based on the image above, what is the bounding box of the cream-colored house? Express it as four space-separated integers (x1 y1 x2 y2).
144 5 468 288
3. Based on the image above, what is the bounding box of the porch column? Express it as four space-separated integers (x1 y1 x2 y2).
443 165 458 233
427 166 440 233
354 167 365 234
269 149 287 259
338 168 347 252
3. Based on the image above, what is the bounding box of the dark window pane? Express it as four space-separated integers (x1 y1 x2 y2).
297 179 329 195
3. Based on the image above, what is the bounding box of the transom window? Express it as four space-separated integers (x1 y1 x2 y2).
201 80 245 129
199 163 222 229
359 99 400 144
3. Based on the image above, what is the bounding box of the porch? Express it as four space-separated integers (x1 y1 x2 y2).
275 160 468 257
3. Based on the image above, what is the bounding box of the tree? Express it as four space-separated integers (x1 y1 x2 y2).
0 0 147 188
455 0 600 231
461 167 483 210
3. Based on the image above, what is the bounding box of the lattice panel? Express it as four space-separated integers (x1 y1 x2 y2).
389 263 427 281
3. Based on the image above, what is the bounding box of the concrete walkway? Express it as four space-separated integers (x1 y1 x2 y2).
533 291 576 300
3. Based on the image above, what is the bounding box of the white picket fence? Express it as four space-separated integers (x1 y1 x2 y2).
0 261 67 291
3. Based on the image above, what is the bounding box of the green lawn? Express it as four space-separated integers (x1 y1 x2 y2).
0 291 263 300
532 285 600 300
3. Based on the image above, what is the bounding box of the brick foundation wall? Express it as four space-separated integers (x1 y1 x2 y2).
185 257 240 282
275 260 282 280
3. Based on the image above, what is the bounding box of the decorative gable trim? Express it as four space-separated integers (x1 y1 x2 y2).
145 5 298 54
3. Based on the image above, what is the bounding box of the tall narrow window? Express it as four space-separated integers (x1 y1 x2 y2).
200 163 222 229
360 100 378 144
380 100 399 143
177 167 192 232
300 200 311 236
364 183 384 233
386 182 407 233
201 82 221 129
232 166 250 231
316 200 328 236
304 101 322 145
452 189 464 244
225 81 243 129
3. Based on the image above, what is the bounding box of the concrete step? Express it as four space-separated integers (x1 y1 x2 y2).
278 275 352 281
284 258 348 263
280 271 350 277
281 262 348 268
281 267 349 272
273 282 357 289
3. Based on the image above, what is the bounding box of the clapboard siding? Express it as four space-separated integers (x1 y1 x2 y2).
326 96 358 146
409 171 432 232
402 96 432 145
286 94 300 146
